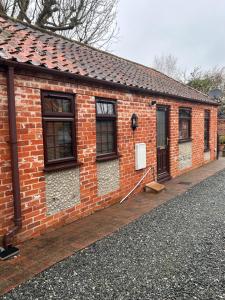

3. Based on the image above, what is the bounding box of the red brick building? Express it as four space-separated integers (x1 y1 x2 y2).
0 15 219 249
218 114 225 137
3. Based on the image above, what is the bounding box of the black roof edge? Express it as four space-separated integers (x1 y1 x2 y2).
0 58 220 106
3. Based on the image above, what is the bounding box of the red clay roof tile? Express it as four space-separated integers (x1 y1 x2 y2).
0 14 217 105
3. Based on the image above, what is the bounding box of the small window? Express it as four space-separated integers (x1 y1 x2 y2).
41 91 76 170
96 99 117 159
204 110 210 151
179 108 191 141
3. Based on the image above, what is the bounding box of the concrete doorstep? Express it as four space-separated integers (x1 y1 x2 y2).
0 158 225 296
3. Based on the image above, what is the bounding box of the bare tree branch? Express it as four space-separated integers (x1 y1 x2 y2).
153 54 185 81
1 0 119 49
17 0 30 21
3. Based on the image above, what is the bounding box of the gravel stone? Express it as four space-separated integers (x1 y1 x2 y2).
3 169 225 300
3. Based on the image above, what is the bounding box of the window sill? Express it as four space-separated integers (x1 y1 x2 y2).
96 153 121 163
178 138 193 144
44 161 82 172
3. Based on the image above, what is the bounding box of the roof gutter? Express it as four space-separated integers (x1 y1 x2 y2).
0 59 219 106
0 66 21 260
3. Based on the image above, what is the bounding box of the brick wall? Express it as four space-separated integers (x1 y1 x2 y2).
0 69 218 244
218 119 225 137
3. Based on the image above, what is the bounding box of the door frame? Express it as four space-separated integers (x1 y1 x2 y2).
156 105 171 182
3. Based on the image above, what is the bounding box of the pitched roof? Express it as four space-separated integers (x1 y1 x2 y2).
0 14 217 105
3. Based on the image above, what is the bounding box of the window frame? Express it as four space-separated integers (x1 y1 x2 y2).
95 98 118 161
204 110 210 152
41 90 77 171
178 107 192 143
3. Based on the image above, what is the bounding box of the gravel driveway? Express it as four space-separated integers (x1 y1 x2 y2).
3 169 225 300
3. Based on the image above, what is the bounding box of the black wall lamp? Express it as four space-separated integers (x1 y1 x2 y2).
131 113 138 130
149 100 157 107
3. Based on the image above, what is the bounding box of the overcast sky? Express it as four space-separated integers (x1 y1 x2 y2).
113 0 225 72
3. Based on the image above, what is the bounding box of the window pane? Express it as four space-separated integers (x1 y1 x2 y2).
96 120 115 155
64 144 73 157
46 121 73 161
108 134 114 144
46 122 54 135
62 100 71 112
46 136 54 148
47 147 55 161
179 109 191 140
97 143 102 154
102 133 108 144
107 139 114 153
102 143 108 153
55 146 62 159
107 121 114 132
204 111 210 151
54 122 72 146
43 97 72 113
179 119 189 140
205 111 210 119
96 101 115 115
157 110 166 147
179 109 191 119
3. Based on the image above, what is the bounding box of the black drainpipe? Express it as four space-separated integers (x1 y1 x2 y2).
0 66 22 260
